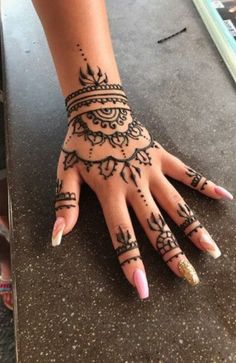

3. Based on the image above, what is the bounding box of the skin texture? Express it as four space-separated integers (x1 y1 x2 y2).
32 0 233 297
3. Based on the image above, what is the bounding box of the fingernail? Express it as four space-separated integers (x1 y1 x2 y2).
133 269 149 299
215 186 233 201
178 260 199 286
0 224 9 242
199 232 221 259
52 217 66 247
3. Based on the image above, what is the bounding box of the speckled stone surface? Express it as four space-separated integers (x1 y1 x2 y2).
1 0 236 362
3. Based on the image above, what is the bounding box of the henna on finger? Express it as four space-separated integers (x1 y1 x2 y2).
146 212 199 284
55 178 77 211
115 227 139 257
114 226 141 267
147 212 183 263
185 167 208 191
177 203 203 237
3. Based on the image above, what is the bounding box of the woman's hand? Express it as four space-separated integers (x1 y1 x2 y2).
51 66 233 299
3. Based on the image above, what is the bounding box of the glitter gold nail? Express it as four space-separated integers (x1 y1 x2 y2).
178 260 199 286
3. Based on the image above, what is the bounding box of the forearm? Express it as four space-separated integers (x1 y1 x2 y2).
32 0 122 97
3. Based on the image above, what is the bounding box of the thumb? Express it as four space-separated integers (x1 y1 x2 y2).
51 166 81 247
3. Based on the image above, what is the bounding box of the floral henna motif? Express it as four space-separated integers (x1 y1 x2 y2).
79 63 108 87
62 138 154 185
115 227 139 257
114 227 141 267
177 203 203 236
147 213 181 263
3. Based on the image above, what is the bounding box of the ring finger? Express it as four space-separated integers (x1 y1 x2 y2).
150 173 221 259
127 186 200 286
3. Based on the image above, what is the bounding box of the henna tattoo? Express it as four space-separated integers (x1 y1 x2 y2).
69 110 143 148
137 188 148 207
76 43 87 62
120 256 142 267
65 84 124 106
65 65 129 117
200 180 208 191
79 63 108 87
147 213 179 257
55 179 77 211
165 251 184 263
87 108 129 129
62 136 154 185
56 179 63 194
67 95 129 117
115 227 138 257
187 224 203 237
177 203 197 231
55 205 76 212
186 167 208 190
63 64 157 186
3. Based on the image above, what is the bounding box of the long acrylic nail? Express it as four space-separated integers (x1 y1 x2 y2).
178 260 199 286
133 269 149 299
215 186 233 201
199 232 221 259
52 217 66 247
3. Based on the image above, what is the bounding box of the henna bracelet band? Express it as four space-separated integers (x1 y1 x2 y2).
65 84 129 117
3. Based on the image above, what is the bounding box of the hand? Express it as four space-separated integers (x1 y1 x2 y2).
51 66 233 299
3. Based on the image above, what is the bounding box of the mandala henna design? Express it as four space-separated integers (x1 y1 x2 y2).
64 64 157 185
55 178 77 211
69 110 144 148
186 167 208 190
115 227 138 257
87 108 129 129
147 213 179 257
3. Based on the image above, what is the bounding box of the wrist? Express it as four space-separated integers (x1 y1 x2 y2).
65 63 130 120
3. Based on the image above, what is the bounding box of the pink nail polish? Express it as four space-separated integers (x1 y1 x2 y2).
52 217 66 247
215 186 233 201
133 269 149 300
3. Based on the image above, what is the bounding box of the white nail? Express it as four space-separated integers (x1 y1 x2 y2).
51 217 65 247
200 233 221 259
